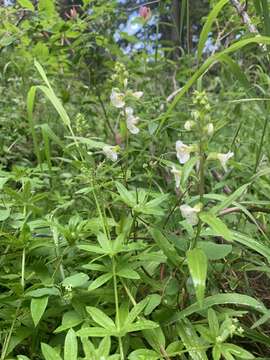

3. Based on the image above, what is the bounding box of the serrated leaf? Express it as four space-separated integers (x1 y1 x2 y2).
31 296 48 327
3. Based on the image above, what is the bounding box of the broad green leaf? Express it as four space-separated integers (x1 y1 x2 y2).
26 287 60 298
77 326 115 337
31 296 48 327
166 293 267 324
144 294 161 316
62 273 89 288
88 273 112 291
17 0 35 11
86 306 116 330
198 0 229 60
17 356 31 360
199 212 233 241
54 311 83 333
64 329 78 360
117 267 140 279
187 248 208 307
128 349 160 360
197 241 232 260
41 343 62 360
126 320 159 332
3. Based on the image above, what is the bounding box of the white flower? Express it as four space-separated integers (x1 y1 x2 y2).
184 120 195 131
132 91 143 99
217 151 234 172
176 140 192 164
103 145 118 162
110 89 125 108
171 165 181 188
125 107 140 134
205 123 214 135
180 204 201 226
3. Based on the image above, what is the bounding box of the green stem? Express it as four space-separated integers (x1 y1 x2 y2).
254 114 268 172
112 257 124 360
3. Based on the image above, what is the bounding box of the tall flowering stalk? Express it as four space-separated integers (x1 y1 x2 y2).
174 91 234 248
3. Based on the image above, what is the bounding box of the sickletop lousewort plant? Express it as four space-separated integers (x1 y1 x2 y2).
174 91 234 247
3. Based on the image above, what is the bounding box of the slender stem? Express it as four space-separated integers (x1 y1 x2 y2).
112 257 124 360
21 248 25 290
254 114 268 172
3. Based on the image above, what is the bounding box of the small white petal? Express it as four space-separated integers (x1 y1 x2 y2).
206 123 214 135
171 165 181 188
176 140 192 164
180 204 200 226
184 120 194 131
103 145 118 162
110 89 125 108
132 91 143 99
217 151 234 172
126 109 140 134
125 107 134 116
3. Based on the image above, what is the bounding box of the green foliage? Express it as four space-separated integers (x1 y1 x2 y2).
1 1 270 359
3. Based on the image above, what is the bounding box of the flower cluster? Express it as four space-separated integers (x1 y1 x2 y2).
171 91 234 226
110 62 143 136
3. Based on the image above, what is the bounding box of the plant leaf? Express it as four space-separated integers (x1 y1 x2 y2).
64 329 78 360
31 296 48 327
187 248 208 307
